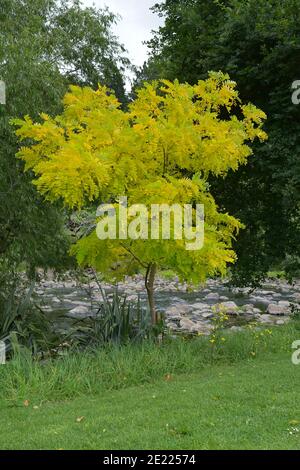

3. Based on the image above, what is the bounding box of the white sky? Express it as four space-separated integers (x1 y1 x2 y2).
82 0 164 69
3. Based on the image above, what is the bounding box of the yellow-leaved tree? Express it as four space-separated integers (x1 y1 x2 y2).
13 72 267 324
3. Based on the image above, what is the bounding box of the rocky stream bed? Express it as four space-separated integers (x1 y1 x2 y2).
33 276 300 336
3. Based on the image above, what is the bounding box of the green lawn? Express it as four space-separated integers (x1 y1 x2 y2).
1 354 300 450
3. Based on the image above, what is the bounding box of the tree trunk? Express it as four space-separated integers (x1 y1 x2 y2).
145 263 157 325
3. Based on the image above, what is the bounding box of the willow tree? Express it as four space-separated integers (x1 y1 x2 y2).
13 72 267 324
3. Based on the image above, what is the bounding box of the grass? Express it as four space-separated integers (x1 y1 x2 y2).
0 321 300 449
0 356 300 449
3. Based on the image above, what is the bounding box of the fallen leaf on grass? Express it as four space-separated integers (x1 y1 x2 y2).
23 400 30 407
164 374 173 382
76 416 85 423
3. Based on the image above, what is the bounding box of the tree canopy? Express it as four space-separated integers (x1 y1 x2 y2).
14 73 267 321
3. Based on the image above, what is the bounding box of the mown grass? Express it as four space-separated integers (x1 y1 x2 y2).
0 355 299 449
0 320 299 403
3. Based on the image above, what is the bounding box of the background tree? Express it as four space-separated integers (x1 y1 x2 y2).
0 0 128 265
145 0 300 285
0 0 129 320
14 73 267 323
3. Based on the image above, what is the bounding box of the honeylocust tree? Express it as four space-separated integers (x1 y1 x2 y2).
13 72 267 324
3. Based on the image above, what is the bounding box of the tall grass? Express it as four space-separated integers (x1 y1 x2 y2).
0 320 299 404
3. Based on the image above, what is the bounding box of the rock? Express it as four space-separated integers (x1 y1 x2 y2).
257 314 276 324
278 300 291 308
276 318 290 326
216 301 239 315
241 304 254 313
67 306 91 319
204 292 220 300
249 296 271 307
257 290 276 296
191 302 210 310
201 311 214 319
179 318 198 332
166 304 191 317
266 303 290 316
219 296 229 301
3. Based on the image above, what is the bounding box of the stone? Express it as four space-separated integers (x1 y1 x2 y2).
179 318 198 332
249 296 271 307
191 302 210 310
67 306 91 319
201 311 214 319
241 304 254 312
204 292 220 300
216 301 239 315
257 314 276 324
266 303 289 316
276 318 290 326
278 300 291 308
166 304 191 317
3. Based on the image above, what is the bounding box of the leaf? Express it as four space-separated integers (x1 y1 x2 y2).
76 416 85 423
23 400 30 407
164 373 173 382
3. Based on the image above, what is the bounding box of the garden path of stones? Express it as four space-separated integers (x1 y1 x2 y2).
34 276 300 336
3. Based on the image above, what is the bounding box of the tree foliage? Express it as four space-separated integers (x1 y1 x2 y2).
14 73 267 321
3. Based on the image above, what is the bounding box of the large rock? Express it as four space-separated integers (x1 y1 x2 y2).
201 311 214 319
204 292 220 300
266 303 290 316
276 318 290 326
67 306 91 319
179 318 198 332
249 296 271 307
180 318 214 335
241 304 255 313
292 293 300 301
191 302 210 310
216 301 239 315
166 303 191 317
257 314 277 324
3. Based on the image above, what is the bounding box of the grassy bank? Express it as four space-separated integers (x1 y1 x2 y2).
0 354 299 450
0 321 299 449
0 320 299 403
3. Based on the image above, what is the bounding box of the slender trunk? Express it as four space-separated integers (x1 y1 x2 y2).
145 263 157 325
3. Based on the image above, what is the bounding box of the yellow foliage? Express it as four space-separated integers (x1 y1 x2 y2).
12 72 267 283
